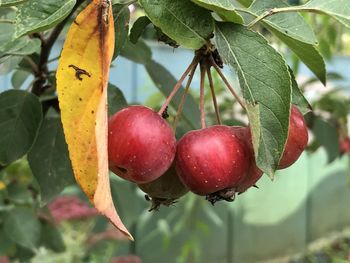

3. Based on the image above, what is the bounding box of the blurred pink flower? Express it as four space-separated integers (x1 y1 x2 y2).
0 257 9 263
48 196 98 223
110 255 141 263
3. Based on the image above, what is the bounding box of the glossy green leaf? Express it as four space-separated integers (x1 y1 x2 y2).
215 23 291 176
129 16 151 44
145 60 200 130
249 0 317 45
0 8 15 49
0 55 22 75
11 70 30 89
0 90 43 165
15 0 76 38
139 0 214 49
289 68 311 115
303 0 350 29
108 83 127 116
236 0 253 7
28 118 74 205
112 4 130 59
4 207 41 250
0 38 40 57
266 26 326 85
0 0 27 6
191 0 243 24
121 39 152 65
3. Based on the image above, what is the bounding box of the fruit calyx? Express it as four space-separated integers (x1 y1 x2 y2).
205 187 236 205
144 195 178 212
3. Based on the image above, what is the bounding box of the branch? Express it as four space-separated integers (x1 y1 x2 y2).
209 56 246 110
247 6 319 28
199 62 206 129
31 0 85 96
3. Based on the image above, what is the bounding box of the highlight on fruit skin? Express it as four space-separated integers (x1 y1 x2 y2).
108 105 176 184
175 125 251 203
278 105 309 169
138 164 189 211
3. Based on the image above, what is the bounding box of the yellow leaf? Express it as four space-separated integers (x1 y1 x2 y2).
56 0 132 240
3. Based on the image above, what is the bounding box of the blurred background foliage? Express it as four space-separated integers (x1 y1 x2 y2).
0 0 350 263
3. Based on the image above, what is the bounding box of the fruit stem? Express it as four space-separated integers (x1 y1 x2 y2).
173 63 198 130
206 66 222 125
209 55 246 110
200 62 206 129
158 56 200 116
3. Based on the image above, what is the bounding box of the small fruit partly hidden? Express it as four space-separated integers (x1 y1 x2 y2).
340 137 350 154
278 105 308 169
108 106 176 184
175 125 251 203
138 165 189 211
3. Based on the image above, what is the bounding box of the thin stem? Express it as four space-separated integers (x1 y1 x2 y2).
206 66 221 125
23 56 39 75
158 56 199 115
0 19 15 24
247 6 320 28
46 55 60 64
209 56 245 110
199 62 206 129
173 63 198 130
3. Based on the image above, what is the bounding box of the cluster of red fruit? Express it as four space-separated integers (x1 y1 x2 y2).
108 104 308 209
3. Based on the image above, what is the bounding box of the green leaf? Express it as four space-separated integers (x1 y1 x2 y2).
0 55 22 75
215 23 291 176
139 0 214 49
112 4 130 59
236 0 253 7
120 39 152 65
249 0 317 45
145 60 200 130
289 68 311 115
0 227 16 256
28 118 74 205
266 26 326 85
11 70 30 89
40 221 65 252
0 0 27 6
0 8 16 49
0 90 43 165
7 184 33 204
15 0 76 38
191 0 244 24
0 37 41 57
312 116 340 163
303 0 350 29
129 16 151 44
4 207 41 250
108 83 127 116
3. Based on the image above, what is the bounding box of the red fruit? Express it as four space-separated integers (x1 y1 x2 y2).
175 125 250 201
340 137 350 154
278 105 308 169
108 105 176 183
138 165 188 211
234 127 264 194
